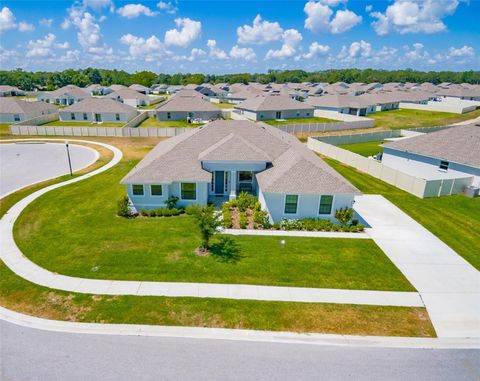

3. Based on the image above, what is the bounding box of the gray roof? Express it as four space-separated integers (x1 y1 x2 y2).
234 94 313 112
0 85 22 92
155 91 220 112
383 124 480 168
108 88 149 100
121 120 359 195
0 98 58 114
108 84 127 91
61 98 138 113
44 85 90 99
306 94 374 109
129 84 150 92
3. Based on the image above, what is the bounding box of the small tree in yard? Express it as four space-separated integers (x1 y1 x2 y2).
335 207 354 227
192 205 221 255
165 195 179 209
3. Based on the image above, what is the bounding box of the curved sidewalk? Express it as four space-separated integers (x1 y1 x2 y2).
0 138 421 307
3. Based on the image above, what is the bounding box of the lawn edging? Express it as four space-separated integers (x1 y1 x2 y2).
222 229 370 239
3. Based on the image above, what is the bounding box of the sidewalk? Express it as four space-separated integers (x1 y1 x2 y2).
355 195 480 338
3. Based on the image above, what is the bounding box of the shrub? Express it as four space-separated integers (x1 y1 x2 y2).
301 218 317 231
335 207 354 227
239 212 248 229
222 208 233 229
148 209 157 217
280 218 303 231
237 192 257 212
185 204 200 215
165 195 179 209
272 223 281 230
116 196 131 218
170 208 180 216
332 224 340 232
253 209 267 226
191 205 222 251
140 209 148 217
349 225 358 232
351 218 359 226
357 224 365 232
163 208 173 217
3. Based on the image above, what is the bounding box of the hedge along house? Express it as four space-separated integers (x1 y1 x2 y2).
233 94 314 121
120 120 360 223
107 88 151 107
58 98 138 123
37 85 90 106
155 90 222 122
381 124 480 188
0 98 58 123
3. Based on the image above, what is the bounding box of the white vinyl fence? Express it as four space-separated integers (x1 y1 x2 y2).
275 120 374 134
307 138 473 198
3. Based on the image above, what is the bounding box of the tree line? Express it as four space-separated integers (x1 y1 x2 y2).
1 68 478 91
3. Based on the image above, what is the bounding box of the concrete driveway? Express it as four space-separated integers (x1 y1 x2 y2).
0 142 98 198
354 195 480 338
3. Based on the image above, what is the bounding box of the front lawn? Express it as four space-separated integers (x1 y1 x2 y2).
14 156 413 291
0 123 11 136
137 116 202 128
264 117 339 126
325 158 480 270
370 108 480 130
41 121 125 127
338 140 385 157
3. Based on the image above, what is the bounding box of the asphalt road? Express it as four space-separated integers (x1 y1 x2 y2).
1 320 479 381
0 142 97 197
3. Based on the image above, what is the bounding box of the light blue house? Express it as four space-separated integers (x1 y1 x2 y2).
121 120 359 222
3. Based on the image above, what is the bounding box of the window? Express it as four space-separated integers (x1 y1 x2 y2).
83 113 87 120
132 184 144 196
71 113 75 120
181 182 196 200
13 114 20 122
284 195 298 214
238 171 253 193
439 160 449 171
115 113 120 121
306 112 310 116
150 185 163 196
319 195 333 215
167 112 171 119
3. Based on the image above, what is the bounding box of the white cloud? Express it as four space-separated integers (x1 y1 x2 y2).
266 29 302 60
304 1 361 33
58 49 81 63
187 48 206 61
229 45 256 61
207 39 228 60
319 0 347 5
39 18 53 27
82 0 113 11
157 1 177 14
338 40 372 60
26 33 69 58
370 0 460 35
120 33 167 61
449 45 474 57
365 5 373 12
330 10 362 33
0 6 16 31
303 42 330 59
117 4 156 19
18 21 35 32
164 18 201 47
236 14 283 45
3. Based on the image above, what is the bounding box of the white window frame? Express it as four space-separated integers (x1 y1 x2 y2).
284 194 299 215
318 195 334 215
150 184 163 197
180 182 197 201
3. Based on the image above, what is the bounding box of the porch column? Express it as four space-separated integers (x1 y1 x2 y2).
229 170 237 200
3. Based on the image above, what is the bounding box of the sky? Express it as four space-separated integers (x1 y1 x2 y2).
0 0 479 73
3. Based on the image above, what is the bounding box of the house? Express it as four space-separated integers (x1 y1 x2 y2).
120 120 360 222
151 84 168 94
0 85 25 97
305 94 376 116
107 84 127 93
38 85 89 105
129 84 151 95
84 84 107 95
0 98 58 123
166 85 184 95
381 124 480 187
184 84 216 97
108 88 151 107
155 90 221 122
58 98 138 123
234 94 314 121
225 87 265 104
435 87 480 102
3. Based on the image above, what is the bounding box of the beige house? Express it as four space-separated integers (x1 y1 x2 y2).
38 85 89 106
58 98 138 123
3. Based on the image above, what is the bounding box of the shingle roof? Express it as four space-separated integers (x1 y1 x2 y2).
108 88 149 100
0 85 22 92
108 84 127 91
61 98 138 113
45 85 90 99
129 84 150 92
305 94 374 109
383 124 480 168
155 91 220 112
121 120 359 195
0 98 58 114
234 94 313 112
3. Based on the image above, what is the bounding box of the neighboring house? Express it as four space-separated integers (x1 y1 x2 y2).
0 98 58 123
84 84 107 96
381 124 480 187
184 84 216 97
58 98 138 123
435 88 480 101
306 94 376 116
107 84 127 93
166 85 184 95
0 85 25 97
120 120 359 222
358 92 400 112
234 94 314 121
129 84 151 95
155 90 221 121
38 85 89 105
225 87 265 104
151 84 168 94
108 88 150 107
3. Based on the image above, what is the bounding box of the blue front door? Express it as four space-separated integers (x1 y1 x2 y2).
214 171 224 195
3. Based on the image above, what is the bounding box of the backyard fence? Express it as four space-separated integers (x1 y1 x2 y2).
307 138 473 198
123 111 149 128
275 120 374 134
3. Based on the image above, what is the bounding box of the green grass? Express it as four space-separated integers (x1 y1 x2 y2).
0 261 434 337
137 117 203 128
138 101 165 110
264 117 339 126
325 158 480 270
212 102 234 109
42 121 125 127
0 123 11 136
338 140 385 157
14 159 413 291
370 108 480 130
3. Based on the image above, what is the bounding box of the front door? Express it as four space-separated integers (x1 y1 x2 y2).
95 113 102 122
214 171 224 195
275 111 282 119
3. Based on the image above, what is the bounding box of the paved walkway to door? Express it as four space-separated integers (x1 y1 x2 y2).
354 195 480 338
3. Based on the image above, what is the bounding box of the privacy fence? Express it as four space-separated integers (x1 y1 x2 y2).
274 120 374 134
307 136 473 199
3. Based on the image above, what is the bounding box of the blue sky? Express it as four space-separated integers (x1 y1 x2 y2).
1 0 479 73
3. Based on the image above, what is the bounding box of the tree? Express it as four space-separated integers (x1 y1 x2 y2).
192 205 221 253
335 207 354 227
